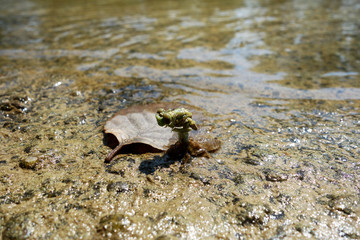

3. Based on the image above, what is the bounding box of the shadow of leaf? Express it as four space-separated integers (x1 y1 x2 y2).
139 154 181 175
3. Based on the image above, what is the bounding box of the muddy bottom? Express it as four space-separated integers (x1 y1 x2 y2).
0 0 359 239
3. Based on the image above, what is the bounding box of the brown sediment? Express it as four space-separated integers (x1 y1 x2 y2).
0 0 359 239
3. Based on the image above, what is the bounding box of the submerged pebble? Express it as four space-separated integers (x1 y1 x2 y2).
263 169 288 182
19 156 39 169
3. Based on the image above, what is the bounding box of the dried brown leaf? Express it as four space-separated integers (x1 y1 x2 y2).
104 103 180 162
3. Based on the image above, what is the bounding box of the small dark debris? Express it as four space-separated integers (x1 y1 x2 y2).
0 102 13 111
143 188 151 198
22 190 34 201
243 157 261 166
84 150 95 157
45 190 63 198
61 178 74 184
232 174 244 185
24 146 32 153
65 203 83 212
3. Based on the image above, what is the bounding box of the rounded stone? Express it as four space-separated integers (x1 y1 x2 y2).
19 156 39 169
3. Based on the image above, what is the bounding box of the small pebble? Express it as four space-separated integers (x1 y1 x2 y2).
263 169 288 182
265 173 288 182
19 156 39 169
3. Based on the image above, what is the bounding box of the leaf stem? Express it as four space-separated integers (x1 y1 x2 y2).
105 144 123 163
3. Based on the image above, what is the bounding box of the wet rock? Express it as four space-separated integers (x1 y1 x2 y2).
2 211 45 240
193 136 221 153
19 156 39 169
263 169 288 182
0 96 31 114
19 153 61 170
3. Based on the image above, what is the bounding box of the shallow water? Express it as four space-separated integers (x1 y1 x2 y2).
0 0 359 239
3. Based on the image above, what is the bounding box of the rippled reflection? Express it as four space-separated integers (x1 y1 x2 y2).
1 0 358 115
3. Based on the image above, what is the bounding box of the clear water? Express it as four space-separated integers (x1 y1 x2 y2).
0 0 359 239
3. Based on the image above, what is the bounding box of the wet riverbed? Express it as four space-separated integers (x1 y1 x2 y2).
0 0 359 239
